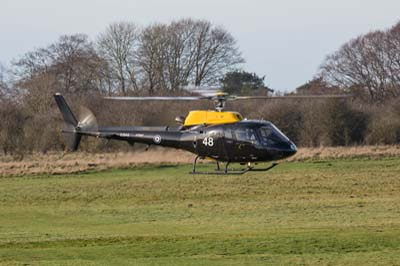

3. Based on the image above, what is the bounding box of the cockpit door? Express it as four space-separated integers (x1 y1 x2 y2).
222 128 234 160
231 127 260 161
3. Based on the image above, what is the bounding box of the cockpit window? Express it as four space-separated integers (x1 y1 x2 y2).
235 128 259 145
258 124 288 145
270 124 290 142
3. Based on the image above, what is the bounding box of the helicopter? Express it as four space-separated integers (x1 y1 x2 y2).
54 91 349 174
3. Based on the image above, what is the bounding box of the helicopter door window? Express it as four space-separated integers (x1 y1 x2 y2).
235 128 259 145
248 128 259 145
235 129 247 142
209 130 222 138
259 127 272 145
225 130 233 139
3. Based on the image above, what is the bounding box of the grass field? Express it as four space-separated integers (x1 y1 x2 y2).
1 158 400 265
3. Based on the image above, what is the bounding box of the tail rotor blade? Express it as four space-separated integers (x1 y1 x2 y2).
78 106 98 129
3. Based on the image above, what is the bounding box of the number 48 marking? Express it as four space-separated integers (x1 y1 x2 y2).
202 137 214 147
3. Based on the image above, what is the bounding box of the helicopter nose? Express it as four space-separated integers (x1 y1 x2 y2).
287 142 297 156
272 141 297 159
279 141 297 158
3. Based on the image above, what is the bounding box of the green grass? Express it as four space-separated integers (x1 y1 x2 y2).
1 158 400 265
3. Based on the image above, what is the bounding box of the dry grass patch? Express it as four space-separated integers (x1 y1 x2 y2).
1 145 400 177
0 149 193 177
291 145 400 161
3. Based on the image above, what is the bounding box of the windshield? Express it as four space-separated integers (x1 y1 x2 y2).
270 123 290 141
258 124 289 146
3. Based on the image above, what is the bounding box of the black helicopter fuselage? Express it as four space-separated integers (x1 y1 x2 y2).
54 94 297 167
78 120 297 163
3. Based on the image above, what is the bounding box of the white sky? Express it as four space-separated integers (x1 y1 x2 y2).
1 0 399 91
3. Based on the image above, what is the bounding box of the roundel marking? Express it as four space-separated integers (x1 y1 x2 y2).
153 135 162 144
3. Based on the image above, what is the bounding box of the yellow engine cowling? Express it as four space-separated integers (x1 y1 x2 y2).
184 110 243 126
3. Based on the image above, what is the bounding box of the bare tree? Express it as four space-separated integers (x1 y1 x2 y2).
97 22 140 95
384 22 400 97
50 34 107 95
320 21 400 102
137 19 244 91
0 63 7 97
11 34 108 151
191 20 244 86
137 23 169 93
14 34 107 99
164 19 197 90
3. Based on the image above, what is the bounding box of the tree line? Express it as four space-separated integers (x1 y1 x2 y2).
12 19 243 98
1 19 400 156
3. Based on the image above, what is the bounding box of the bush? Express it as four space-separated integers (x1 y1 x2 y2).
0 100 26 155
366 102 400 144
317 100 368 146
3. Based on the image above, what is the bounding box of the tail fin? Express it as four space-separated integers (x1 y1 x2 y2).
54 93 82 151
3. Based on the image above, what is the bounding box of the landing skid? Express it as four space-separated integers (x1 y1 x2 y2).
190 155 278 175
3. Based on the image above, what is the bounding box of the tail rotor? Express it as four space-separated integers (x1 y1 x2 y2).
78 106 98 130
54 93 97 151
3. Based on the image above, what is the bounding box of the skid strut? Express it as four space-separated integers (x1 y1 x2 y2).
190 155 278 175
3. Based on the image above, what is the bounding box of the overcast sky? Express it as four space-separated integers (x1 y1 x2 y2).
1 0 399 91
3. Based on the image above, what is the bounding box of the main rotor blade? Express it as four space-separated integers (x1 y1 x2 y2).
104 96 210 101
230 94 353 101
